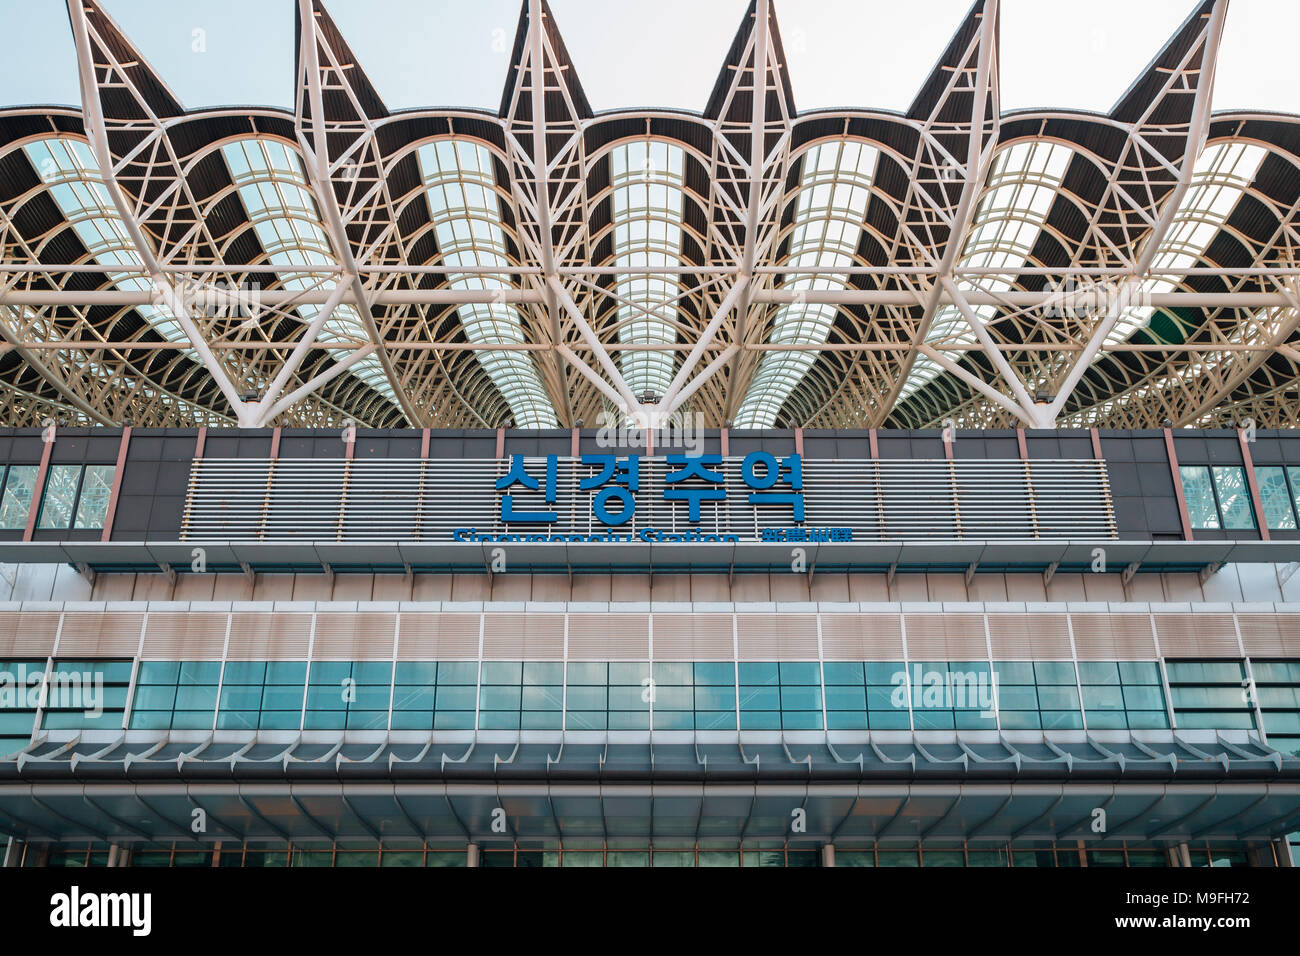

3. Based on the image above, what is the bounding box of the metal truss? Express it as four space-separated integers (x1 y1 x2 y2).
1 0 1299 430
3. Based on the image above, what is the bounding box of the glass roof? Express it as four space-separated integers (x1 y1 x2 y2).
1105 140 1268 345
223 139 396 407
898 139 1073 404
609 140 687 401
733 140 878 428
18 138 225 422
415 140 557 429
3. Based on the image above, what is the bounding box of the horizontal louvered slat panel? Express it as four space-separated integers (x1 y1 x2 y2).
183 458 1117 542
312 613 396 660
736 614 817 659
482 614 564 659
396 614 480 660
1153 614 1240 657
820 614 902 660
1238 614 1300 657
226 613 311 660
141 612 227 659
988 613 1071 658
567 613 648 660
0 612 61 658
1070 613 1156 659
903 613 987 660
56 612 143 657
652 613 733 659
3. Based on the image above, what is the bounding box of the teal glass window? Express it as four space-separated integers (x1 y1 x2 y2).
994 660 1082 730
1255 466 1297 530
1180 466 1219 529
130 660 220 730
35 464 117 531
40 659 132 731
1180 465 1257 531
1166 659 1255 730
479 661 561 730
1211 466 1256 530
0 465 37 530
304 661 390 731
0 659 45 753
864 661 909 729
220 660 307 730
1252 659 1300 757
564 662 607 730
1078 660 1168 729
73 465 115 529
739 661 822 730
37 465 80 529
608 662 650 730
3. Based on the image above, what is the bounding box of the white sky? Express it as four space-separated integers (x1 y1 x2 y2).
0 0 1295 116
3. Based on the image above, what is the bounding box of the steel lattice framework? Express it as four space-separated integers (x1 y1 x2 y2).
1 0 1298 431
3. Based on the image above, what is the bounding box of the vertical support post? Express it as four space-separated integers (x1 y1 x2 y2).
195 426 207 459
1164 426 1193 541
420 427 430 459
2 837 20 867
1238 427 1268 541
270 426 282 460
495 427 506 459
467 842 480 867
100 426 131 542
570 426 580 458
720 426 729 457
23 426 54 542
820 843 835 868
1015 427 1027 459
794 427 804 456
1090 427 1103 460
869 428 879 459
345 431 355 460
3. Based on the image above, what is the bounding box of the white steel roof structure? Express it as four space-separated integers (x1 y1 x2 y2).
0 0 1298 431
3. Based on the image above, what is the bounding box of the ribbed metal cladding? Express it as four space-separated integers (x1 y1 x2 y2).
226 613 311 660
820 614 903 660
181 458 1117 541
56 612 142 656
568 613 648 659
1071 613 1158 659
483 613 564 659
903 613 988 660
652 613 734 659
4 609 1299 669
988 613 1072 659
1153 613 1241 657
141 612 227 659
0 612 61 658
1238 614 1300 657
395 613 479 659
736 614 818 659
312 613 397 660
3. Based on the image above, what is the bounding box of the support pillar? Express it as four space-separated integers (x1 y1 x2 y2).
467 843 480 868
2 837 20 867
820 843 835 868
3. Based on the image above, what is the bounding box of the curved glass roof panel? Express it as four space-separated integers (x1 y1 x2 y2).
609 140 686 401
18 138 231 423
734 140 878 428
1104 140 1267 345
415 140 556 429
222 139 396 407
898 140 1073 404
